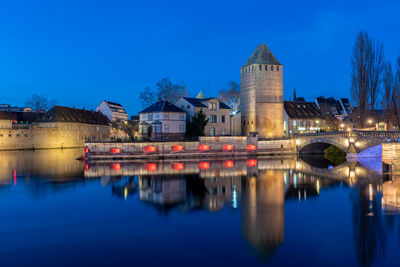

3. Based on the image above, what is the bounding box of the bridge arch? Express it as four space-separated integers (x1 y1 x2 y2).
296 135 348 155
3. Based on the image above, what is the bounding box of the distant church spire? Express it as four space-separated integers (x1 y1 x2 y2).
293 88 297 101
196 91 205 99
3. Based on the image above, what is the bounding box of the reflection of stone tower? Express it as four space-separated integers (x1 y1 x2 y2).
240 43 284 138
241 170 284 261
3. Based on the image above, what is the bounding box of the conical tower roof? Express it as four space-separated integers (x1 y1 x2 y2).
196 91 205 99
242 43 281 67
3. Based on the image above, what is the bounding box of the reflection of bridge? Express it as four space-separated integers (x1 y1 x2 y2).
85 157 382 186
294 131 400 156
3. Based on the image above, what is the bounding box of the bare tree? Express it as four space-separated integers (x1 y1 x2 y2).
25 94 56 112
368 39 385 111
139 77 188 107
382 62 393 128
350 32 370 128
392 57 400 127
218 81 240 114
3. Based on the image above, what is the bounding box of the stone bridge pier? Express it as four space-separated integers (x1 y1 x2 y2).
294 131 400 159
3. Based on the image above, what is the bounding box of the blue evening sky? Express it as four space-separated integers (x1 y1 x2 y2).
0 0 399 115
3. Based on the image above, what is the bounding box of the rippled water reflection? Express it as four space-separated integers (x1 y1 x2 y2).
1 149 400 266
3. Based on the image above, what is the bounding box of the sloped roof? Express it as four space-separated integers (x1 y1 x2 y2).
0 111 11 120
284 101 322 119
104 100 123 107
183 97 231 109
103 100 127 114
37 106 111 125
316 96 345 115
139 100 185 113
242 43 281 67
196 91 205 99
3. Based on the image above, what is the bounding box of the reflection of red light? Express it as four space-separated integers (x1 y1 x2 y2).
85 147 89 153
171 145 184 152
172 162 184 171
144 146 157 153
13 169 17 186
110 163 120 171
224 160 234 168
247 159 257 167
145 163 157 171
85 163 89 171
247 144 257 151
198 161 210 170
223 144 234 151
110 148 121 154
198 144 210 152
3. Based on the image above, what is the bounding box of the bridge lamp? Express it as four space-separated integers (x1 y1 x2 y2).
349 138 355 143
340 123 345 129
346 127 352 132
367 119 373 125
295 139 300 145
316 120 320 124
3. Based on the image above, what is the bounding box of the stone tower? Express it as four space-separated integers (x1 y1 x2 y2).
240 43 284 138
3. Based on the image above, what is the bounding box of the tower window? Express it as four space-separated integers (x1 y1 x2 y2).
265 65 268 70
277 66 280 71
271 66 274 71
259 65 261 70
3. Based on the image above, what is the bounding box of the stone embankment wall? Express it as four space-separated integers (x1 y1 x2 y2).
0 123 110 150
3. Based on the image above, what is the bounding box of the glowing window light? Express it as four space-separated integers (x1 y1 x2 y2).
223 144 235 151
198 144 210 152
144 146 157 153
198 161 210 170
172 162 184 171
110 163 121 171
247 159 257 167
224 160 234 168
110 148 121 154
171 145 185 152
145 163 157 171
246 144 257 151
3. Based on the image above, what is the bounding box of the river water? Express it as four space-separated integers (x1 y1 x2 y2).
1 149 400 266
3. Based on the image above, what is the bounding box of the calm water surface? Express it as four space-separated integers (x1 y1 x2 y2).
1 149 400 266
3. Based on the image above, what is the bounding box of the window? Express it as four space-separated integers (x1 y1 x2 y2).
209 115 217 123
210 128 215 136
148 113 153 120
187 105 190 109
179 114 185 120
271 66 274 71
164 124 169 132
221 115 225 123
277 66 280 71
293 120 297 126
265 65 268 70
259 65 261 70
221 128 225 135
155 113 159 119
209 102 217 110
179 124 184 132
164 113 169 119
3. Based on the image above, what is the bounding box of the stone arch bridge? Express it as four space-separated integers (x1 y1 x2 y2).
294 131 400 157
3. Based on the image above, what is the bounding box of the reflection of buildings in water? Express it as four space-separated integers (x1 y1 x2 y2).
241 170 284 262
139 175 187 206
0 149 84 185
203 176 241 212
111 176 137 199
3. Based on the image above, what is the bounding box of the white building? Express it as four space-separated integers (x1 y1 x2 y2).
96 100 128 122
176 94 231 136
139 100 186 141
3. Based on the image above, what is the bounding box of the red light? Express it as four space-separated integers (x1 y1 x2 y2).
13 120 17 124
145 163 157 171
223 144 235 151
85 163 89 171
198 144 210 152
172 162 184 171
247 144 258 151
171 145 185 152
110 163 121 171
144 146 157 153
247 159 257 167
110 148 121 154
198 161 210 170
224 160 234 168
84 147 89 153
